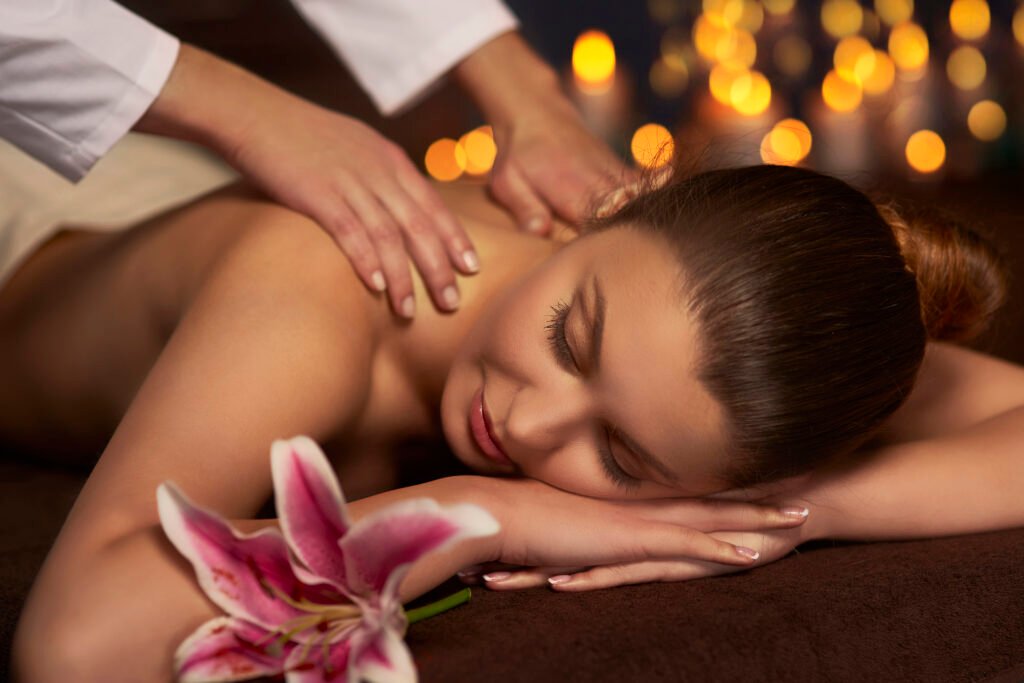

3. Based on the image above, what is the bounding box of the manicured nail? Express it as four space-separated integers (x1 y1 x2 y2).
548 575 572 585
370 270 386 292
735 546 760 560
779 506 809 520
483 572 511 582
400 296 415 318
526 217 546 234
442 285 460 310
462 250 479 273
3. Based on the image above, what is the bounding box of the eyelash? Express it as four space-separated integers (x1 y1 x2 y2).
546 300 641 492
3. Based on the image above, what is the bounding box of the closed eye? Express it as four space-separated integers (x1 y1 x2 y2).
545 299 577 372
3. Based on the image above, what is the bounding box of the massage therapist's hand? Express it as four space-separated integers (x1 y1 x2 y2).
456 32 634 236
135 44 477 318
455 477 811 590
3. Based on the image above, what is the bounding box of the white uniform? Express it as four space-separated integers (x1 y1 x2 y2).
0 0 517 287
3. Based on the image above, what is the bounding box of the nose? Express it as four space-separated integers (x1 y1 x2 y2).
502 382 593 453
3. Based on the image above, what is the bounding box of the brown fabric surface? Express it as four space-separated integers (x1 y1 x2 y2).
4 173 1024 681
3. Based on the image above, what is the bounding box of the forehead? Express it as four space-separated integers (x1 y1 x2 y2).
584 228 727 489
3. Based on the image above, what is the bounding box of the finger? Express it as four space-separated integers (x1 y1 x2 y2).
480 566 587 592
490 161 552 235
548 560 710 592
378 181 460 312
678 499 810 532
315 201 386 295
399 168 480 276
639 523 760 566
346 187 415 319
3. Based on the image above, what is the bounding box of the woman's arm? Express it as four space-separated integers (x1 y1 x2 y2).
799 342 1024 541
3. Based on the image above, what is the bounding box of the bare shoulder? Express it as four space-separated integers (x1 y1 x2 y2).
876 341 1024 444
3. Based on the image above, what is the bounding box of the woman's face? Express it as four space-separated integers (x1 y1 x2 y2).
440 226 731 499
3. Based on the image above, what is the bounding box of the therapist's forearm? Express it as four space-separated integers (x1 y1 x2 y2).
800 405 1024 542
133 43 295 161
454 31 568 125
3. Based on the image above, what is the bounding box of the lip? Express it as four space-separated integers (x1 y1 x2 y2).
469 388 513 467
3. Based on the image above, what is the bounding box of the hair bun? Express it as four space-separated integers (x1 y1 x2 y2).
875 200 1009 343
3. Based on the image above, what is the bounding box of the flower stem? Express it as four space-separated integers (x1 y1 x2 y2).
404 588 472 625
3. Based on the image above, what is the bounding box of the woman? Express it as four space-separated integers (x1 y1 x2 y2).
7 136 1024 682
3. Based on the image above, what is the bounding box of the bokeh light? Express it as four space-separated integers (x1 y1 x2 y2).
736 1 765 33
650 57 690 98
761 118 812 165
703 0 746 28
949 0 990 41
774 35 812 77
762 0 796 15
631 123 675 168
709 64 746 104
425 139 466 182
834 36 874 83
888 21 929 71
860 50 896 94
821 0 864 39
730 69 772 116
716 27 757 68
946 46 986 90
875 0 913 26
459 127 497 175
573 30 616 91
1015 6 1024 47
967 100 1006 141
905 130 946 173
822 69 863 112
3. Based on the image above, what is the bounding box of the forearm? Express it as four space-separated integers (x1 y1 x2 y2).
802 405 1024 541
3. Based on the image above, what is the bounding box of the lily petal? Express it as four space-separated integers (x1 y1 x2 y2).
175 616 286 683
283 632 353 683
349 623 417 683
158 482 318 630
271 437 351 585
340 500 500 597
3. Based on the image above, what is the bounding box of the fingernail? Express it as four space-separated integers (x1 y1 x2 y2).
548 575 571 585
370 270 386 292
457 570 480 578
779 506 809 520
462 250 479 273
526 217 546 234
400 296 415 318
483 572 511 582
442 285 460 310
735 546 760 560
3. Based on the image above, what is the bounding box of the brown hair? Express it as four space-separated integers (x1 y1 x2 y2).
594 162 1008 487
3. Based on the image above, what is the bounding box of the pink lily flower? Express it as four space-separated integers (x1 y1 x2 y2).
156 435 500 683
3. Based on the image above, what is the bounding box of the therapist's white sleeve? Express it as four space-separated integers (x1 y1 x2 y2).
0 0 180 181
290 0 518 116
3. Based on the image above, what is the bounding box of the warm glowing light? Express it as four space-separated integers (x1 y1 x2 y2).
737 1 765 33
875 0 913 25
766 118 812 165
1015 6 1024 47
660 26 691 70
834 36 874 83
888 21 929 71
715 27 757 68
693 15 728 63
709 64 746 104
572 30 616 90
905 130 945 173
459 127 497 175
631 123 675 168
967 100 1006 141
821 0 863 38
861 8 882 40
774 35 812 77
650 57 690 98
949 0 990 41
762 0 795 15
730 70 772 116
424 139 466 182
703 0 746 28
861 50 896 94
821 69 862 112
946 46 986 90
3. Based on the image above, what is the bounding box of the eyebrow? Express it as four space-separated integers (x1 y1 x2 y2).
585 274 680 486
